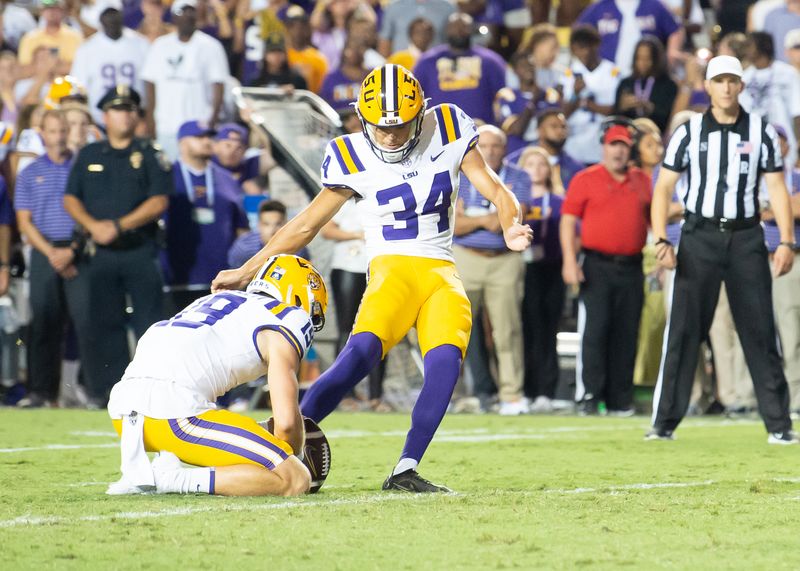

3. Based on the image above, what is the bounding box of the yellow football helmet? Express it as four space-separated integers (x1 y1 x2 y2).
247 254 328 331
356 64 426 163
45 76 88 110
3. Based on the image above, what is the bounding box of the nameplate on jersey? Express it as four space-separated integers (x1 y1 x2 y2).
193 207 215 225
88 164 104 172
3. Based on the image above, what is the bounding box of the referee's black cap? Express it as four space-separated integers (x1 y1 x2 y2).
97 84 141 111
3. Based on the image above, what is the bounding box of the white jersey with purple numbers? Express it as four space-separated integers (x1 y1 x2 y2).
107 291 313 419
69 29 150 124
320 104 478 263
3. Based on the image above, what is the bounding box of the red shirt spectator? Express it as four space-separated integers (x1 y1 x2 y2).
562 160 651 256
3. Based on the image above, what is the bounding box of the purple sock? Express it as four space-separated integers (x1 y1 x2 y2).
300 332 383 422
400 344 462 463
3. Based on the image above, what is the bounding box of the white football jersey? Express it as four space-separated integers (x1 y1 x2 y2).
321 103 478 263
560 59 621 165
70 29 150 124
107 291 313 419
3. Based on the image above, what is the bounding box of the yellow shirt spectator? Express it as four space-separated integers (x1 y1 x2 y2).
18 26 83 66
387 47 421 72
287 47 328 94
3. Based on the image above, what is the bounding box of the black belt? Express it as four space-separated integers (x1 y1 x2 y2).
685 212 760 232
583 249 643 265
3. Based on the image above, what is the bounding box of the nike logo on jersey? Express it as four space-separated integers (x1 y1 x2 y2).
431 150 445 162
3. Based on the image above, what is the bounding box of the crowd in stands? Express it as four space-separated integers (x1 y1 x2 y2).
0 0 798 419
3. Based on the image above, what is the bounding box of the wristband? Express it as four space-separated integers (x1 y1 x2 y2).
778 241 798 252
113 219 123 235
655 238 673 247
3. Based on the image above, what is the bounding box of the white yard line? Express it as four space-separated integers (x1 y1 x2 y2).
0 419 764 454
0 443 118 453
5 477 795 528
546 480 717 495
0 493 431 528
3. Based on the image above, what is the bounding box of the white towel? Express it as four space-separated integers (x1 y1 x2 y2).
106 411 156 495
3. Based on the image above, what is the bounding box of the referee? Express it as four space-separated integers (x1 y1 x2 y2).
649 55 797 443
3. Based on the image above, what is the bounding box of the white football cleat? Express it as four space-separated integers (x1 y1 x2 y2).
151 451 185 494
106 478 155 495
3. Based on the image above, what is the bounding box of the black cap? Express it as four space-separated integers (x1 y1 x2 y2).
97 84 141 111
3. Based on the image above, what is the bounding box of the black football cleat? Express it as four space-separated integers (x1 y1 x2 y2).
382 469 452 493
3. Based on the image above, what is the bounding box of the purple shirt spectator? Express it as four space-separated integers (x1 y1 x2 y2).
495 88 559 154
763 6 800 64
455 162 531 250
319 68 362 112
14 154 75 241
506 145 585 189
576 0 679 72
0 177 14 227
764 167 800 251
414 44 507 125
312 28 346 71
228 230 310 268
524 193 563 262
211 154 260 188
162 162 249 286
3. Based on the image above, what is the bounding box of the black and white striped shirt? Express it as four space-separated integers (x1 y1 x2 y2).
662 108 783 219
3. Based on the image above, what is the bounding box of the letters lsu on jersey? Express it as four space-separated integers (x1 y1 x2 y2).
321 103 479 263
107 291 314 420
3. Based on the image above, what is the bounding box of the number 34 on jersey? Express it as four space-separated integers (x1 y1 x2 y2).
320 103 478 263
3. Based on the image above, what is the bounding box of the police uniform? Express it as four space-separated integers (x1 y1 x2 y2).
65 85 173 403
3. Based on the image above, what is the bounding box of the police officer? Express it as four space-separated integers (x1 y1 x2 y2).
650 56 797 443
63 85 172 405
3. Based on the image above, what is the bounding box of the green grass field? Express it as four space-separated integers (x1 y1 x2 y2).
2 410 799 570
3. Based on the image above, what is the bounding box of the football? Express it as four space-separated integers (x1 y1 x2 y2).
262 416 331 493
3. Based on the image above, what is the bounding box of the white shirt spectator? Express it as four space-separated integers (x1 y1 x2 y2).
330 198 367 274
560 59 621 164
749 0 783 31
1 3 36 50
141 30 229 156
70 28 150 124
740 59 800 161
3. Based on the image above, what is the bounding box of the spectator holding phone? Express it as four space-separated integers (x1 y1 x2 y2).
17 0 83 78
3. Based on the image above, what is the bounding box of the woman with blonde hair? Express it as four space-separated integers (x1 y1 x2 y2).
518 146 565 413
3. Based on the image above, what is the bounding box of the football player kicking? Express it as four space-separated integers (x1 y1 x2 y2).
213 64 532 492
106 255 327 497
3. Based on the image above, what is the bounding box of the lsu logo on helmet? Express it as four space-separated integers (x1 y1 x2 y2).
356 64 426 163
247 255 329 331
